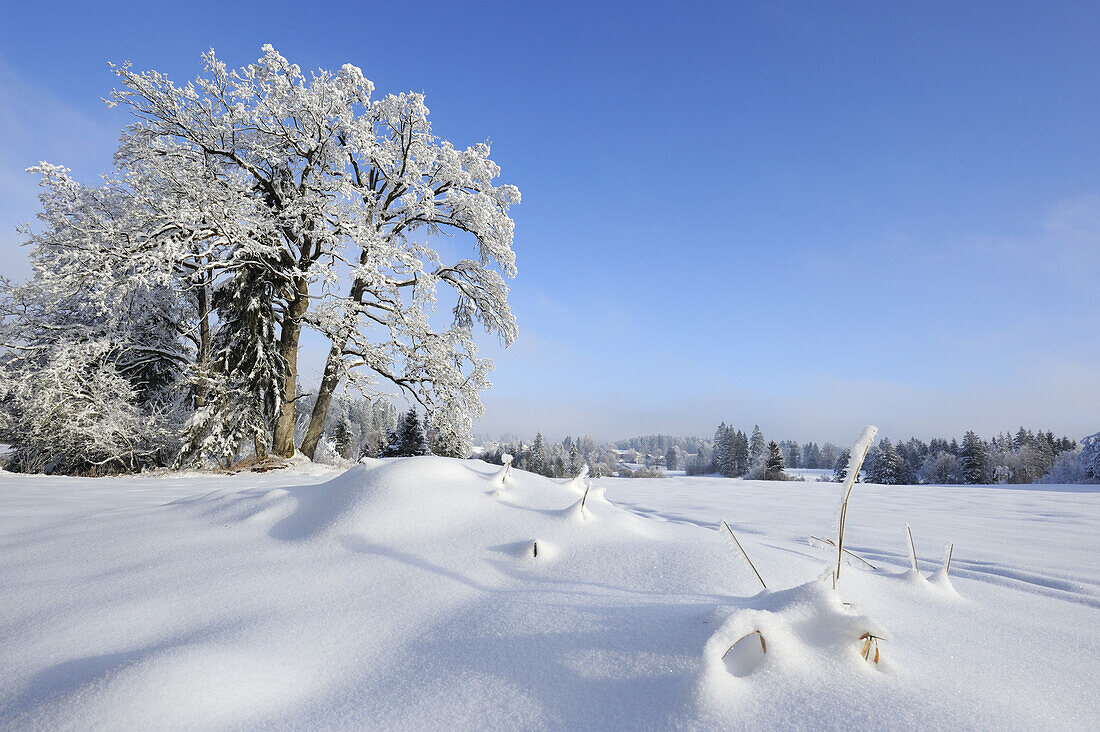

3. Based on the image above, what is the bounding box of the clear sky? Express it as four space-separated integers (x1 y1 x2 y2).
1 1 1097 443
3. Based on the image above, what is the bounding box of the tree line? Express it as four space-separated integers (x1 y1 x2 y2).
505 423 1097 485
690 422 1091 485
849 428 1083 485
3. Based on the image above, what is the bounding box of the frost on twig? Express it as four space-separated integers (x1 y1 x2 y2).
808 535 877 570
721 521 767 590
833 426 878 589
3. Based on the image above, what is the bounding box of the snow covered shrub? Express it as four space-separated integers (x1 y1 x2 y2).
1078 432 1100 481
1039 443 1098 484
919 450 959 484
312 438 343 466
0 342 169 474
621 466 665 478
0 167 190 474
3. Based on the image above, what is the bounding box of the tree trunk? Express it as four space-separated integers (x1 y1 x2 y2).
300 275 371 459
299 340 344 459
193 274 212 408
271 276 310 457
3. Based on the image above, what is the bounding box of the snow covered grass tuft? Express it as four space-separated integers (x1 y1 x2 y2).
833 426 878 589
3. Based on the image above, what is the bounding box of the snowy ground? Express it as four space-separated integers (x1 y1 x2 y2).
1 460 1097 729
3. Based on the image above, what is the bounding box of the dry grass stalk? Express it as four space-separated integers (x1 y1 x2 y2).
906 524 919 573
834 427 877 589
944 542 954 574
809 535 877 570
722 629 766 659
722 521 767 590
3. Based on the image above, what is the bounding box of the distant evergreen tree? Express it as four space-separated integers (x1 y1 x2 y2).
785 441 801 469
569 443 582 475
360 430 385 459
745 425 767 477
666 445 680 471
719 425 740 477
529 431 547 475
712 423 729 473
332 414 354 460
802 442 821 470
732 430 749 475
749 425 766 463
763 441 786 480
959 431 990 484
833 449 851 483
870 437 902 484
387 408 428 457
177 258 286 467
897 438 925 484
380 428 398 457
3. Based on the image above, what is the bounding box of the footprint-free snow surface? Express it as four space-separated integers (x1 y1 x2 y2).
1 458 1097 729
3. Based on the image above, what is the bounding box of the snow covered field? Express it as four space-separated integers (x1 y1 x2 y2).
1 460 1097 730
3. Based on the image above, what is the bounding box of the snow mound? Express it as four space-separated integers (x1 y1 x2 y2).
704 578 888 677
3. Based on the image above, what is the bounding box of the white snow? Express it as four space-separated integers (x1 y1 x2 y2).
1 460 1097 729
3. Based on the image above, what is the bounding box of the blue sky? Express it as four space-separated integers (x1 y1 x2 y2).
1 1 1097 443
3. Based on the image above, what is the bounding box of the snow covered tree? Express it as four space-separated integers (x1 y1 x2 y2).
746 425 767 478
959 431 990 484
749 425 766 465
177 256 287 467
867 437 902 484
833 449 852 483
569 443 582 475
108 45 519 459
665 445 680 471
731 430 749 475
1078 432 1100 481
430 421 471 459
763 441 786 481
332 414 355 460
387 408 428 457
712 423 729 474
529 432 547 476
802 442 821 470
919 450 959 484
783 441 802 469
360 431 385 459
